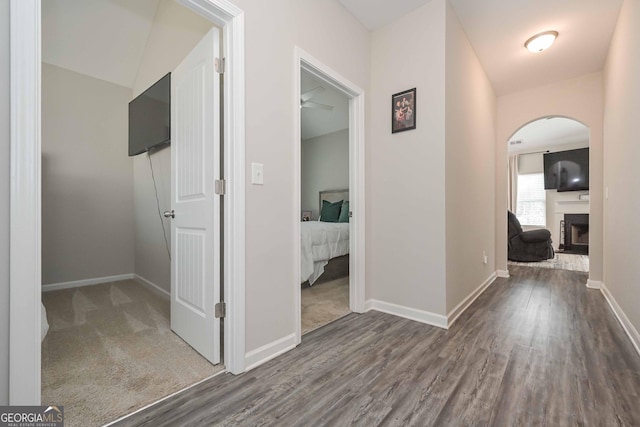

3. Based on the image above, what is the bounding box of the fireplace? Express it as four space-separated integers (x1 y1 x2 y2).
563 214 589 254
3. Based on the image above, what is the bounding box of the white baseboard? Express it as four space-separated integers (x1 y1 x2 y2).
244 333 297 372
586 279 602 290
496 269 510 278
42 273 134 292
600 283 640 357
447 272 497 328
365 299 448 329
134 274 170 300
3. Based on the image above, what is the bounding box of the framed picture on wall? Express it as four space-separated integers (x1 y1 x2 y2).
302 211 312 221
392 88 416 133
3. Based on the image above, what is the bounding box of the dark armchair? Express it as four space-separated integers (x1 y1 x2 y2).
508 211 555 262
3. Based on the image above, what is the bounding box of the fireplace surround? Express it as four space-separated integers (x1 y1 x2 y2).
563 214 589 254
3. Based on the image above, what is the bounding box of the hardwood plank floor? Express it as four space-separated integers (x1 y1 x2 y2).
114 266 640 426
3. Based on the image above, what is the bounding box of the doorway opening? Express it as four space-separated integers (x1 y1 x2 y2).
9 0 246 413
39 2 224 425
506 116 590 273
294 49 366 344
299 69 351 334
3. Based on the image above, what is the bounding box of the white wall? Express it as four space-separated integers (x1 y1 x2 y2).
301 129 349 220
496 73 604 281
131 0 213 292
368 0 447 315
603 0 640 335
444 2 497 313
41 63 134 284
0 0 9 405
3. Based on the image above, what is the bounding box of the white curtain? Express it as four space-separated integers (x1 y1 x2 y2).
507 154 519 213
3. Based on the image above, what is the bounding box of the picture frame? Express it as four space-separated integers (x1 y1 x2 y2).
392 88 416 133
302 211 312 222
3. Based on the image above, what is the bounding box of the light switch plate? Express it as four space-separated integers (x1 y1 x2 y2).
251 162 264 185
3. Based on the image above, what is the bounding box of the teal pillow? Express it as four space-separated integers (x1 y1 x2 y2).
338 201 349 223
320 200 342 222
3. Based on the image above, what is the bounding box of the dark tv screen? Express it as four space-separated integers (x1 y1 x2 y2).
543 148 589 191
128 73 171 156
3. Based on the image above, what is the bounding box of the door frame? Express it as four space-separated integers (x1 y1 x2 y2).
9 0 246 404
293 47 366 344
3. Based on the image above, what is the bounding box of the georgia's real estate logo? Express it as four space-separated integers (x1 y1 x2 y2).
0 405 64 427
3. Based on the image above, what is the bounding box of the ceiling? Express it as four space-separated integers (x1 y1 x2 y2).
42 0 161 89
338 0 432 31
301 71 349 140
38 1 605 202
448 0 622 95
508 117 589 153
43 0 624 112
340 0 622 96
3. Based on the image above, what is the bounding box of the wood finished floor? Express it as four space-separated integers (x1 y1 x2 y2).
114 266 640 426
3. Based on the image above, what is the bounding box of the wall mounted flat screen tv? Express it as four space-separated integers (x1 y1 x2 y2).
543 147 589 192
128 73 171 156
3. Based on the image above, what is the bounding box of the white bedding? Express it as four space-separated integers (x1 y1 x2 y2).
301 221 349 285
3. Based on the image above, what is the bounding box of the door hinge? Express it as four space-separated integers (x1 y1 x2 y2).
215 301 226 318
215 57 225 74
215 179 226 195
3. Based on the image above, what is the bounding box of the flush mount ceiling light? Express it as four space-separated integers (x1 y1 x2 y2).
525 31 558 53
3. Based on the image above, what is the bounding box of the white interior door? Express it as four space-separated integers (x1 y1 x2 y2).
170 27 221 365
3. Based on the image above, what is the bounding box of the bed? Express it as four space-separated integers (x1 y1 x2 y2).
301 189 350 285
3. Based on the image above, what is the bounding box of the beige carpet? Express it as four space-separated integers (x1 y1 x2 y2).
302 276 350 335
41 279 222 427
508 253 589 272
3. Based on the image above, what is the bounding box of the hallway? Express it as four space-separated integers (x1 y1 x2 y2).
116 266 640 426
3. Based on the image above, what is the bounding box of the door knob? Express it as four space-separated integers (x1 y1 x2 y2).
163 210 175 219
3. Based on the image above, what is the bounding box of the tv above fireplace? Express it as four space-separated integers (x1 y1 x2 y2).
543 148 589 192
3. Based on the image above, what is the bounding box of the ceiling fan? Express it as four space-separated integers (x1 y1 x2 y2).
300 86 334 111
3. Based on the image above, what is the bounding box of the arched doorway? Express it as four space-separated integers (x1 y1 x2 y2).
506 116 590 272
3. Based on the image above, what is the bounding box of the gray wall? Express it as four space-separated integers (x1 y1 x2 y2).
301 129 349 220
444 2 497 313
0 0 10 405
368 0 447 315
132 0 212 292
603 0 640 336
368 0 498 318
41 63 134 284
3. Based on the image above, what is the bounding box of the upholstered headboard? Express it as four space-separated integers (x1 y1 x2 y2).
319 189 349 213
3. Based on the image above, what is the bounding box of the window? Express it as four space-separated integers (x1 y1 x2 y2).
516 173 546 226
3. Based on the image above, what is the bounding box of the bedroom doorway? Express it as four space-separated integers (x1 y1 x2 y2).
294 49 366 344
299 69 351 335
